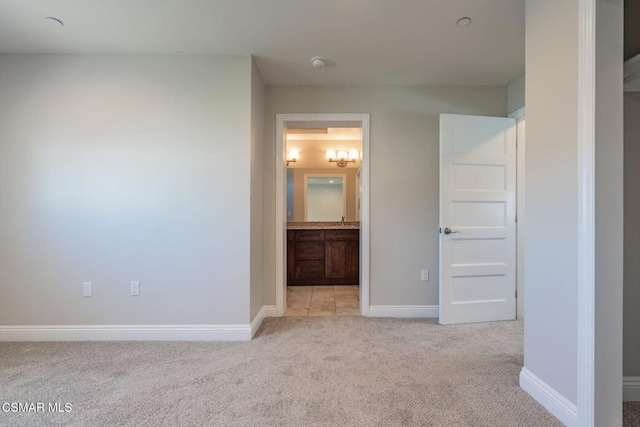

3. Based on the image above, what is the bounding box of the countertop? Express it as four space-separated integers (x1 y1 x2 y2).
287 221 360 230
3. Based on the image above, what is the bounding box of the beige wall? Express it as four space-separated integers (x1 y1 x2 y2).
524 0 580 404
0 54 254 325
263 86 506 306
624 93 640 377
594 0 623 419
291 168 357 221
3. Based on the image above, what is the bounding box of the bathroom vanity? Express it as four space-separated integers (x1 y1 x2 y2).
287 222 359 286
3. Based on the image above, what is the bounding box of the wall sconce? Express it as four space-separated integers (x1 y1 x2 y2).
286 149 299 166
326 150 359 167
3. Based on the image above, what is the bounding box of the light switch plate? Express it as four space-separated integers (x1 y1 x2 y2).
130 281 140 296
83 282 92 297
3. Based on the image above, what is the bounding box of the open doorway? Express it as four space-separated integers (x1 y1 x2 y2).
275 114 370 317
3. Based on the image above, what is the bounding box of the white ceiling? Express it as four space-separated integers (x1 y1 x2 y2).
0 0 525 86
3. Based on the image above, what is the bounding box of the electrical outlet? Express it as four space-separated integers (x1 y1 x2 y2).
83 282 92 297
130 281 140 296
420 269 429 282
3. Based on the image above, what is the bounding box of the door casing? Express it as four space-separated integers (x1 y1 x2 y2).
275 113 371 316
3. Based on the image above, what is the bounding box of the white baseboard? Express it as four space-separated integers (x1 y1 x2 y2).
624 376 640 401
0 324 252 341
520 367 578 426
368 305 439 318
249 305 277 338
0 305 281 342
263 305 278 317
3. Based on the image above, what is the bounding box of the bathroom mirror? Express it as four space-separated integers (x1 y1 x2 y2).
304 175 346 221
287 168 360 222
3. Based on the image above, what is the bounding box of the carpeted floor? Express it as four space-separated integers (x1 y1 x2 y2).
0 317 633 426
625 402 640 426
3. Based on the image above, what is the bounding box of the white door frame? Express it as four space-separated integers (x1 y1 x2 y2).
275 113 371 316
508 107 525 319
577 0 595 423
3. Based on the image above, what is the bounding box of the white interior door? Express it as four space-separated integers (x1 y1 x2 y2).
439 114 517 325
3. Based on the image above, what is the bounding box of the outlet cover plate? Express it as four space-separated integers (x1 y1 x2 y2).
130 281 140 296
420 269 429 282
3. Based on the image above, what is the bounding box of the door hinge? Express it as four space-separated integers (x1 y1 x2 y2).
439 227 442 234
515 214 517 223
515 289 518 298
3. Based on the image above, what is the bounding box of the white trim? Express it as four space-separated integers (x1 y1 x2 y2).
577 0 596 425
249 304 279 337
250 307 265 337
515 118 525 319
508 106 526 120
520 368 578 427
0 324 252 341
262 305 278 317
368 305 439 318
276 115 286 315
623 377 640 401
360 115 370 317
275 114 371 317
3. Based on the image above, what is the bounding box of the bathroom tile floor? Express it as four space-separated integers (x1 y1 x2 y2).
285 285 360 316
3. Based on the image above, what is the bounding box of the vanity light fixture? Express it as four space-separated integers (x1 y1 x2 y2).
326 149 359 167
286 149 300 166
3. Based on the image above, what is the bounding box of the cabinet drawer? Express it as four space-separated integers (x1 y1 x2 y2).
295 261 325 279
325 229 359 241
295 230 325 241
295 242 324 260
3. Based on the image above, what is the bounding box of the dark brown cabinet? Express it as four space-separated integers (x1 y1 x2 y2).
287 229 359 285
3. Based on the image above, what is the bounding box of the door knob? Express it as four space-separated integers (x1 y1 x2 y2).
443 227 460 235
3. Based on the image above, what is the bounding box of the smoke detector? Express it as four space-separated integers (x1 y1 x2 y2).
310 56 327 68
456 17 472 27
45 16 64 26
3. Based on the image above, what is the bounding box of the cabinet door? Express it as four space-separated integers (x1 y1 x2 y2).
326 240 359 280
287 231 295 282
325 241 348 279
345 240 359 280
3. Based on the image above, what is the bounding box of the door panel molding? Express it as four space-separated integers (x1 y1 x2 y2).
439 113 517 325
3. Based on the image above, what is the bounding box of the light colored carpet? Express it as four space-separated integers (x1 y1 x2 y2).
0 317 568 426
625 402 640 426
